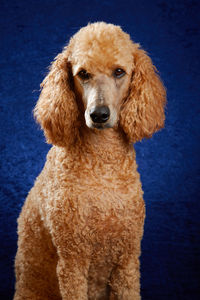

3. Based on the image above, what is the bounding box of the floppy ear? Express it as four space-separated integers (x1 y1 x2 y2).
120 47 166 143
34 47 80 147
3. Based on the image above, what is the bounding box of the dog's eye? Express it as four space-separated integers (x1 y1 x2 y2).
77 69 91 80
114 68 126 78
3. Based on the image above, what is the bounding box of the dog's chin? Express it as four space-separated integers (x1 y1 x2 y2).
86 121 113 130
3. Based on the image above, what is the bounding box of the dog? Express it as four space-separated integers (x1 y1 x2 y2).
14 22 166 299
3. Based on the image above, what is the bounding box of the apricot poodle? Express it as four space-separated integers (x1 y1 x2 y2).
14 22 166 299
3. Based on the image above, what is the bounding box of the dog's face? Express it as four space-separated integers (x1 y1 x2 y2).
73 65 132 129
69 24 134 129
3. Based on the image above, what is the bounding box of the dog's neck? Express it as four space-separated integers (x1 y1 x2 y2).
64 124 134 163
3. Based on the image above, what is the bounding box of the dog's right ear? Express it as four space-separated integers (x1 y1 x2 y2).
34 47 80 147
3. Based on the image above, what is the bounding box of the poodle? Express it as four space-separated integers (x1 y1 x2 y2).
14 22 166 300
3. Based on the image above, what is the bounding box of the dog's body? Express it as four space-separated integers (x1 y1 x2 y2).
14 23 165 299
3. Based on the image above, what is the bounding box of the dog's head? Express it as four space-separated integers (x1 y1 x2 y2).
34 22 166 146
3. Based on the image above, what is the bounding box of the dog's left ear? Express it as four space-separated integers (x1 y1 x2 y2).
120 47 166 143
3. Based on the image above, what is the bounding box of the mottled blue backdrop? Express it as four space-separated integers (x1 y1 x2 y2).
0 0 199 299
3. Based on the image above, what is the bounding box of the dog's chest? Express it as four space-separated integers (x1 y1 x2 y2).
43 148 144 256
59 171 143 250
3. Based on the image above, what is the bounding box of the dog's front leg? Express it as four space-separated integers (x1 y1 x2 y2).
109 255 141 300
56 255 89 300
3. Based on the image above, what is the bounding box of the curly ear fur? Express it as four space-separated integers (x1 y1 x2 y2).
34 48 80 147
120 47 166 143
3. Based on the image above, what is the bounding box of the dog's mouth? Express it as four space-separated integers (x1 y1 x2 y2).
92 123 112 130
92 123 104 130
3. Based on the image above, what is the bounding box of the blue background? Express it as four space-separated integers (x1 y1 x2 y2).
0 0 199 299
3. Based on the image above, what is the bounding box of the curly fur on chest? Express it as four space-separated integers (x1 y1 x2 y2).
35 144 144 259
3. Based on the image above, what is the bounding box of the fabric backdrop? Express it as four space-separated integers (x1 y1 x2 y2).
0 0 199 299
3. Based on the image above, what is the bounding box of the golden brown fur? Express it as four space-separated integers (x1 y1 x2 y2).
14 22 166 299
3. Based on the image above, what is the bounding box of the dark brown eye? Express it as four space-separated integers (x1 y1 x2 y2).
77 69 91 80
114 68 126 78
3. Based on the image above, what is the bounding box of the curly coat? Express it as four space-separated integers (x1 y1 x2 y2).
14 22 166 300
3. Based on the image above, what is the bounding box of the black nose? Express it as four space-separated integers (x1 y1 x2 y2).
90 106 110 123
